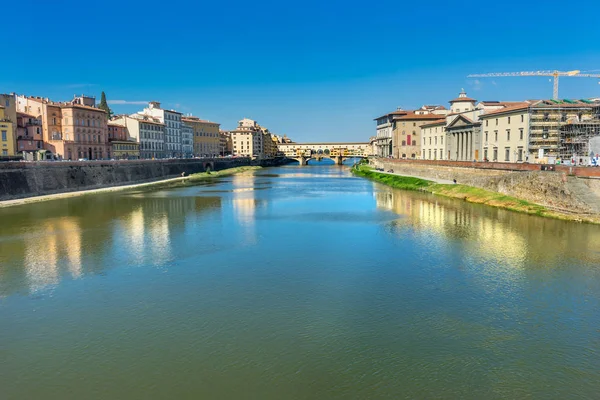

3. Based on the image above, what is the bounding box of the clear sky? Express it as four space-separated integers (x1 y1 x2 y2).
3 0 600 142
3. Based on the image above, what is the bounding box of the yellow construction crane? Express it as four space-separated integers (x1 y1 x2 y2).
467 70 600 100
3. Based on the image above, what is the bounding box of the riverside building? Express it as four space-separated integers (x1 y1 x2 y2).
140 102 182 158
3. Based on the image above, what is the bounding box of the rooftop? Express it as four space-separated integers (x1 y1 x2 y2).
420 119 446 127
395 113 448 121
479 102 530 118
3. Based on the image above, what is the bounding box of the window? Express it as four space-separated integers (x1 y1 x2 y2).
505 148 510 161
519 128 524 140
435 137 437 145
543 113 550 121
429 138 432 145
484 149 488 161
402 140 406 146
494 131 498 141
441 136 443 145
521 115 524 123
485 131 488 142
493 148 498 161
508 116 511 124
486 120 489 127
542 128 549 139
507 130 511 141
1 130 6 141
517 147 523 162
428 149 431 159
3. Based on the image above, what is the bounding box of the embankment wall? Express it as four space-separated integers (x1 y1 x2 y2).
0 157 284 201
373 159 600 214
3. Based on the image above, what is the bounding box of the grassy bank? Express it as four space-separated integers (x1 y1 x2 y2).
352 164 599 223
187 165 261 181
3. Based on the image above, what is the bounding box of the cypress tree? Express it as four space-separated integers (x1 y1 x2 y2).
98 91 113 119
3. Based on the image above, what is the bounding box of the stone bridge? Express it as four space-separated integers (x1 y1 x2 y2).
278 142 370 165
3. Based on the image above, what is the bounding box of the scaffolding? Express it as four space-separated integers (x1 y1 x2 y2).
528 99 600 164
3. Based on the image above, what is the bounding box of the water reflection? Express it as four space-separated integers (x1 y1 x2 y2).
0 193 222 296
374 185 600 268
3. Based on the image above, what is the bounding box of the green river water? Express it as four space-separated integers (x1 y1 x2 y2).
1 164 600 399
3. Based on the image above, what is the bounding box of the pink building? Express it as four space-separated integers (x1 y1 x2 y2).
16 112 44 153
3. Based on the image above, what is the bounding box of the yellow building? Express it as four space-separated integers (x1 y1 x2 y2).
182 116 221 157
0 105 16 156
111 140 140 159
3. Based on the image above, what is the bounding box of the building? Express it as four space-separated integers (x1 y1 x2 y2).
108 121 128 141
420 119 446 160
0 105 15 157
113 114 165 159
181 123 194 158
182 116 220 157
16 112 44 158
528 99 599 164
219 130 232 156
230 118 264 158
140 102 182 158
111 140 140 160
0 94 17 156
16 94 107 160
393 113 445 159
444 90 482 161
374 108 408 157
479 103 530 163
61 95 108 160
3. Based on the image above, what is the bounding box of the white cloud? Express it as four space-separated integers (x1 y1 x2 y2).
107 100 149 105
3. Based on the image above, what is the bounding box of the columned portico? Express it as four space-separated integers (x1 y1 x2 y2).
447 129 479 161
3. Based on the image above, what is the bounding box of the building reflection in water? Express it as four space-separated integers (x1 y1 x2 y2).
374 186 600 271
20 217 83 293
0 191 222 296
231 173 262 246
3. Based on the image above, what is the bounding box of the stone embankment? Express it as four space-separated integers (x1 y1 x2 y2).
373 159 600 215
0 157 286 202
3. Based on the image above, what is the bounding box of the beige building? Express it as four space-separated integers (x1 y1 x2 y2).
420 119 446 160
393 113 444 159
479 103 530 163
113 114 165 159
219 130 232 156
182 116 220 157
230 118 263 158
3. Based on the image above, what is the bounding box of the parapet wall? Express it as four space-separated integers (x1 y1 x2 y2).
373 158 600 214
0 158 263 201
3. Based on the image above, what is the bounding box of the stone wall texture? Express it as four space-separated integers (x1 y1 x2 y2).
373 159 600 214
0 158 282 201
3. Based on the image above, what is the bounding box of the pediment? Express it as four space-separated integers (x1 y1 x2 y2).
447 114 475 129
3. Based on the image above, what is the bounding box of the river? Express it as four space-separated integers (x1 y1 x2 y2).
2 164 600 399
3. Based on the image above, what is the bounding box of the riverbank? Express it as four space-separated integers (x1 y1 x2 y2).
0 166 262 208
353 165 600 224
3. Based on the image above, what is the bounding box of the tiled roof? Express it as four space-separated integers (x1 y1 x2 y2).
420 119 446 127
479 103 530 118
395 113 448 121
374 109 409 120
449 97 476 103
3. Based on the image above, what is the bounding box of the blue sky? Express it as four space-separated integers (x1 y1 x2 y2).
3 0 600 142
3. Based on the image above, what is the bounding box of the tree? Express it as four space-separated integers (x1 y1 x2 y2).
98 91 113 119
